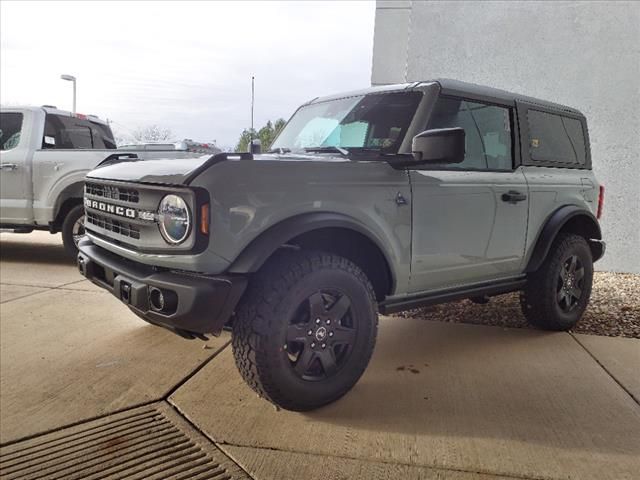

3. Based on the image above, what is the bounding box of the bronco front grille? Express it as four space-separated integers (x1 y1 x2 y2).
85 182 139 203
84 179 196 251
87 212 141 240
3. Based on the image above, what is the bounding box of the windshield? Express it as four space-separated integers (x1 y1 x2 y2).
271 92 421 155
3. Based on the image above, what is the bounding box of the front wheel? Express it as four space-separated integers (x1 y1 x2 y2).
520 233 594 331
61 204 86 258
232 250 378 411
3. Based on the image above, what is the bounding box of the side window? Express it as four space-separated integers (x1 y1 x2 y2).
527 110 586 165
90 122 117 149
90 128 106 149
43 114 94 149
0 112 23 150
426 97 513 170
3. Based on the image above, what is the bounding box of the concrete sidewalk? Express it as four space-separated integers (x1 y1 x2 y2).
1 232 639 479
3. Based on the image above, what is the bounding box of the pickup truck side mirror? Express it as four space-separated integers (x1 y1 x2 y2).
412 127 465 164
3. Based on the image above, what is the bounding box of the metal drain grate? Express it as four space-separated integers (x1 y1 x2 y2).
0 404 249 480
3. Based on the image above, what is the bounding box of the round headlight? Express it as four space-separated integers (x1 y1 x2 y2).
158 194 191 244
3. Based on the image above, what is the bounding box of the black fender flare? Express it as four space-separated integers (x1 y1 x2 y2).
227 212 396 291
53 182 85 227
526 205 603 273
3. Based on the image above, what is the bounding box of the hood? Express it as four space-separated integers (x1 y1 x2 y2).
86 152 350 186
87 154 214 185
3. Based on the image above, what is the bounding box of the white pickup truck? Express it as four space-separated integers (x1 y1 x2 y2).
0 105 206 256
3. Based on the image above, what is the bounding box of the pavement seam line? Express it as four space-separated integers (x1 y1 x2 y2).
0 289 49 304
569 332 640 407
0 279 86 289
213 441 549 480
0 400 159 449
162 340 231 400
0 281 106 304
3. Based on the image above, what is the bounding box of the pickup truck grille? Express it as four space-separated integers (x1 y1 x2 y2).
86 212 141 240
85 182 139 203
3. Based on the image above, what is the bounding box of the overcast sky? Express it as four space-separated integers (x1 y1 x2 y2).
1 1 375 148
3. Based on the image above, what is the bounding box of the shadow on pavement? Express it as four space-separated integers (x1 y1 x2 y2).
0 236 72 266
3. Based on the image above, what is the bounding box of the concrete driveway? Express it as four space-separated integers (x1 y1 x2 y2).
1 232 639 479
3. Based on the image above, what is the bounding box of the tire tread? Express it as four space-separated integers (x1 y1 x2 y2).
520 233 593 331
232 249 377 411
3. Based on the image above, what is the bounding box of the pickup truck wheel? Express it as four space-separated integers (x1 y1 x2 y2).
520 233 593 331
61 204 86 258
232 250 378 411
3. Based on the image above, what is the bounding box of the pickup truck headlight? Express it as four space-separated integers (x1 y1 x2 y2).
158 194 191 244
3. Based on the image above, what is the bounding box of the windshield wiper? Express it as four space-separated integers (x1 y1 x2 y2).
304 146 349 156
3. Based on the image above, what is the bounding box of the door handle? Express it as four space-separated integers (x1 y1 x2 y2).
0 163 18 171
501 190 527 203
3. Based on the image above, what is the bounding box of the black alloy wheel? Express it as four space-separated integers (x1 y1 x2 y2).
285 290 357 381
556 255 585 313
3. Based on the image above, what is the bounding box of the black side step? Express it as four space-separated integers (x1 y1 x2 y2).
380 276 527 314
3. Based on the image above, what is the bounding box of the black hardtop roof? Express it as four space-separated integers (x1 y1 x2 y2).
309 79 584 117
435 78 583 116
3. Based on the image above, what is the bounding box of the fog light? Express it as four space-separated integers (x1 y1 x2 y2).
149 287 165 311
148 287 178 313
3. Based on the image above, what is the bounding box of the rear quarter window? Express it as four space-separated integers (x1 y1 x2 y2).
43 114 115 149
527 110 586 166
90 122 116 149
0 112 23 150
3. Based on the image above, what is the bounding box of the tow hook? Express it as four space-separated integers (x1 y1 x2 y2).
120 282 131 304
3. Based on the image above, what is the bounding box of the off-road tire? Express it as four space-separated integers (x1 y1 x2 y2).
520 233 593 331
232 249 378 411
61 204 85 258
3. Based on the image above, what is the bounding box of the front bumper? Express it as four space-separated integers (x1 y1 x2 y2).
77 238 247 338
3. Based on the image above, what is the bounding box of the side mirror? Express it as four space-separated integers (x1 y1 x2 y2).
250 139 262 154
411 127 465 164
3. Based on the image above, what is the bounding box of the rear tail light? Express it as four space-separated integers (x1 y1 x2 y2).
200 203 210 235
597 185 605 219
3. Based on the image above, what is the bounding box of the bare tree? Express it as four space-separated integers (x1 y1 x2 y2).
112 132 131 147
132 125 174 143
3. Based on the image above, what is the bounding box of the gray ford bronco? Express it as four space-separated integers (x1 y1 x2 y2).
78 79 605 411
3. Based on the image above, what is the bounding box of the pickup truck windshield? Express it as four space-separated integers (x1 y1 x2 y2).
271 92 421 155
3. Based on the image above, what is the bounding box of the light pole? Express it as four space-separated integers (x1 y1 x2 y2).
60 74 76 113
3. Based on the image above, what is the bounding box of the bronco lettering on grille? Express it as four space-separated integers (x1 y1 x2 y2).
85 198 136 219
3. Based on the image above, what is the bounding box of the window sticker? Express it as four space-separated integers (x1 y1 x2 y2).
44 136 56 145
531 138 540 148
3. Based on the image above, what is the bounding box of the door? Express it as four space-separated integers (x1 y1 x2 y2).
0 110 32 224
408 96 529 292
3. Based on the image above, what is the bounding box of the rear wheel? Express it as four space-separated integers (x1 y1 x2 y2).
61 204 85 258
232 250 378 411
520 233 593 331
